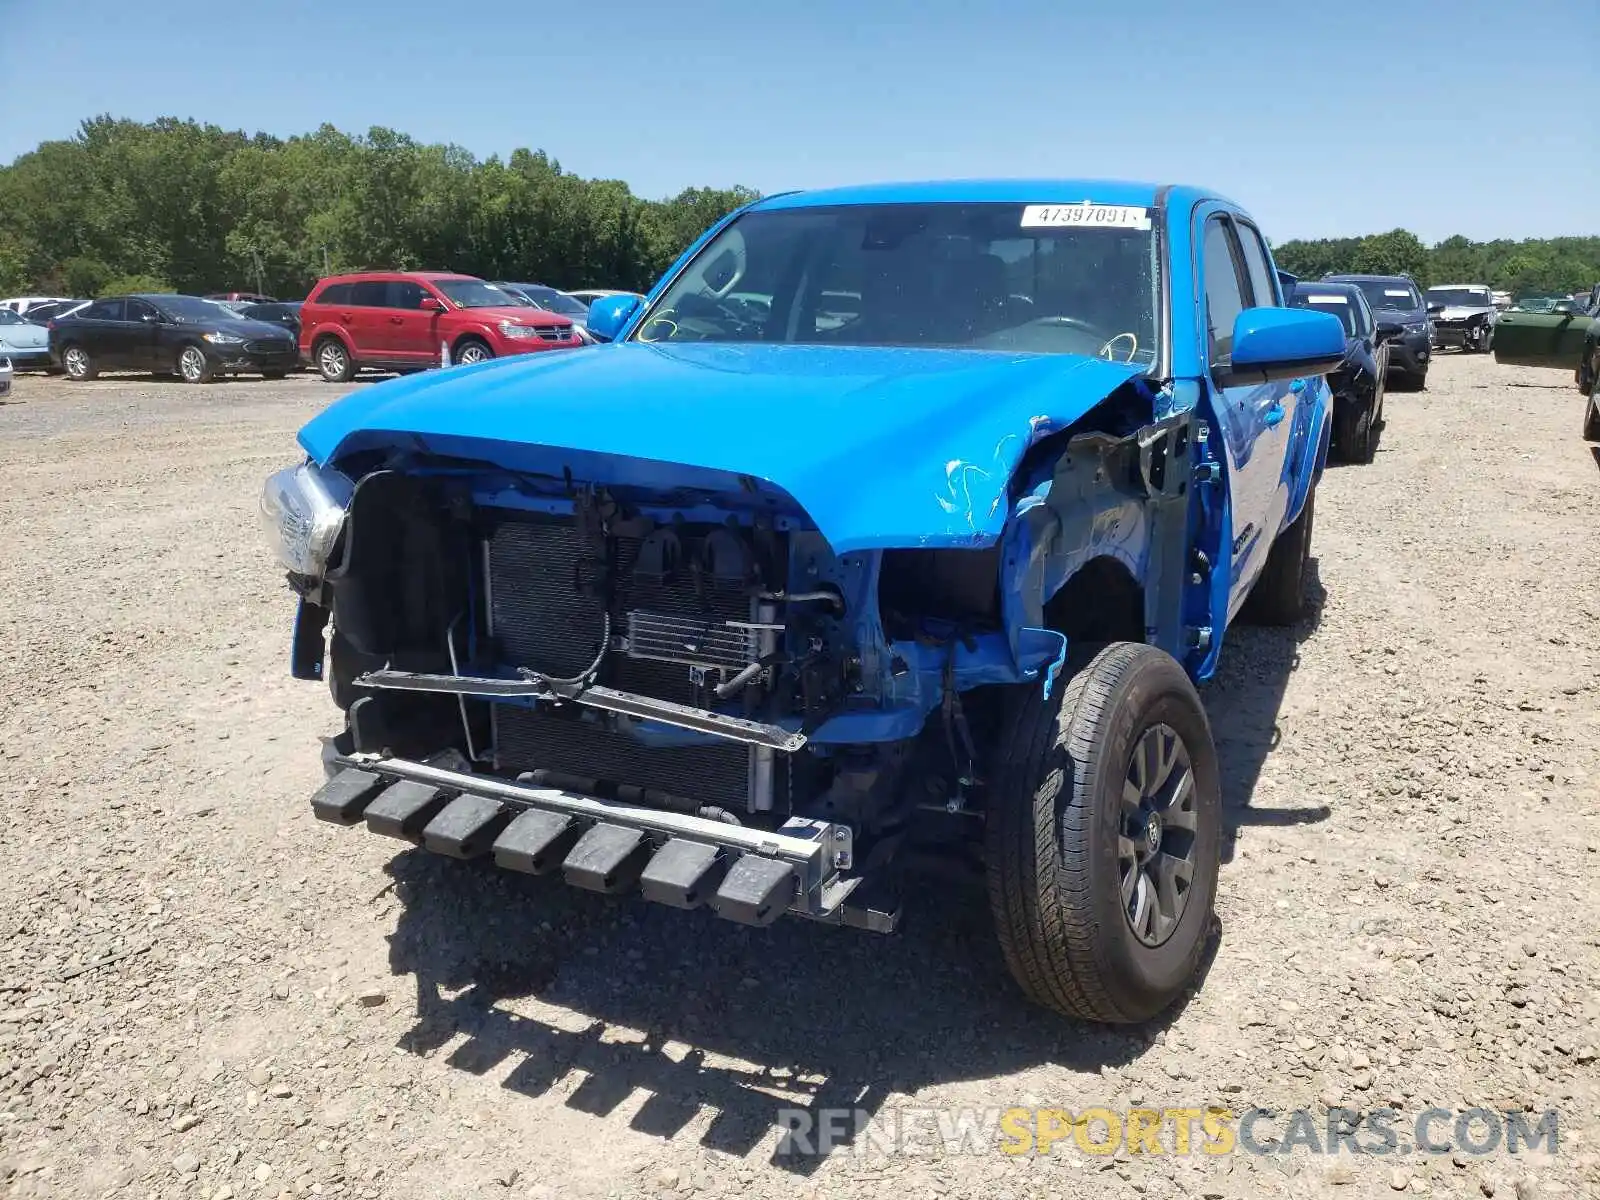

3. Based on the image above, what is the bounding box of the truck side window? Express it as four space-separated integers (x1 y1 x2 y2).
1202 216 1246 362
1235 222 1278 308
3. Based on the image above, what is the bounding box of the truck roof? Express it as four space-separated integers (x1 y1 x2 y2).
753 179 1234 213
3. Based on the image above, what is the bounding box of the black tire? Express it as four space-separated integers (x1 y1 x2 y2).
986 642 1221 1024
1477 327 1494 354
1579 348 1598 396
1342 401 1376 465
1241 488 1315 626
452 337 493 366
60 344 96 381
1333 406 1361 464
176 345 214 384
1583 393 1600 443
315 337 354 383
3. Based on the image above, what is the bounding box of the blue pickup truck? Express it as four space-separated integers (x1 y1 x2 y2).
262 180 1344 1023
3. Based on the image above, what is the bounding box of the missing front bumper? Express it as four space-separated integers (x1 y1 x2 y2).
312 753 896 932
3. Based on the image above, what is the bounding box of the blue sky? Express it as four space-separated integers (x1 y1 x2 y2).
2 0 1594 244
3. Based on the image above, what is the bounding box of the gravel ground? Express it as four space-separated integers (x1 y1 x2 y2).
0 357 1596 1200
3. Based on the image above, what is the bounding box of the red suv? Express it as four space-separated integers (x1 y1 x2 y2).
299 271 580 381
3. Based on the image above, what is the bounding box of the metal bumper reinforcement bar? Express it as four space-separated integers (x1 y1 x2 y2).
312 752 896 931
355 668 807 753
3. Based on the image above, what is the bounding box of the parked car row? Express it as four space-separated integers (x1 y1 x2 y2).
3 276 629 384
1314 274 1433 390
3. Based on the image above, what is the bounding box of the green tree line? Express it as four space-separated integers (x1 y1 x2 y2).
1271 228 1600 295
0 116 758 300
3 116 1594 302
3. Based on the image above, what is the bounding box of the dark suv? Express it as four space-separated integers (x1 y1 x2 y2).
1322 274 1430 390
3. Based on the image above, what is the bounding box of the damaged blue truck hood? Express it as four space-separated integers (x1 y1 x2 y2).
298 342 1147 554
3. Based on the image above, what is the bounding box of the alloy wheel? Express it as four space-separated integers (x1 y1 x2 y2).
64 348 88 379
1118 723 1199 947
180 348 205 382
319 344 346 377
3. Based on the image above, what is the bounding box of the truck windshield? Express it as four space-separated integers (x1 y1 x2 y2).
634 202 1161 366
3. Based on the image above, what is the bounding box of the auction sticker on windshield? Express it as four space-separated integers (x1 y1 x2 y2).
1308 295 1348 304
1022 203 1151 231
1385 289 1413 298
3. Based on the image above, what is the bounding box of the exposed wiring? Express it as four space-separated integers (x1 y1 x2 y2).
516 611 612 689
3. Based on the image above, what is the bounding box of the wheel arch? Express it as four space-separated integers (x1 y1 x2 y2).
450 330 493 360
312 329 353 356
1041 556 1147 645
997 391 1197 672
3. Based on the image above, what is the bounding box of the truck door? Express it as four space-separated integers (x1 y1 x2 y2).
1195 209 1296 620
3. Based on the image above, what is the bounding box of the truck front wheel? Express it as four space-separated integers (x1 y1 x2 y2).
986 642 1221 1023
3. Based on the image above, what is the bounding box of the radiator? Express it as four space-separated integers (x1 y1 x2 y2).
485 516 758 811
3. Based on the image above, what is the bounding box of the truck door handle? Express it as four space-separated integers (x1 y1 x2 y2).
1263 401 1285 428
1290 378 1307 394
389 316 404 324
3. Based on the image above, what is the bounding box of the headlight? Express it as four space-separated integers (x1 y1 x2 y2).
497 320 540 340
259 461 354 579
204 331 246 345
1403 322 1428 336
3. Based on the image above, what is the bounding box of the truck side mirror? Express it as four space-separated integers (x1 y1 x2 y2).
1218 307 1346 385
588 294 641 342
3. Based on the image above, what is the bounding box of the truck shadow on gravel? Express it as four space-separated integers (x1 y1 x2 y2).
383 852 1217 1174
378 563 1324 1173
1202 556 1331 863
